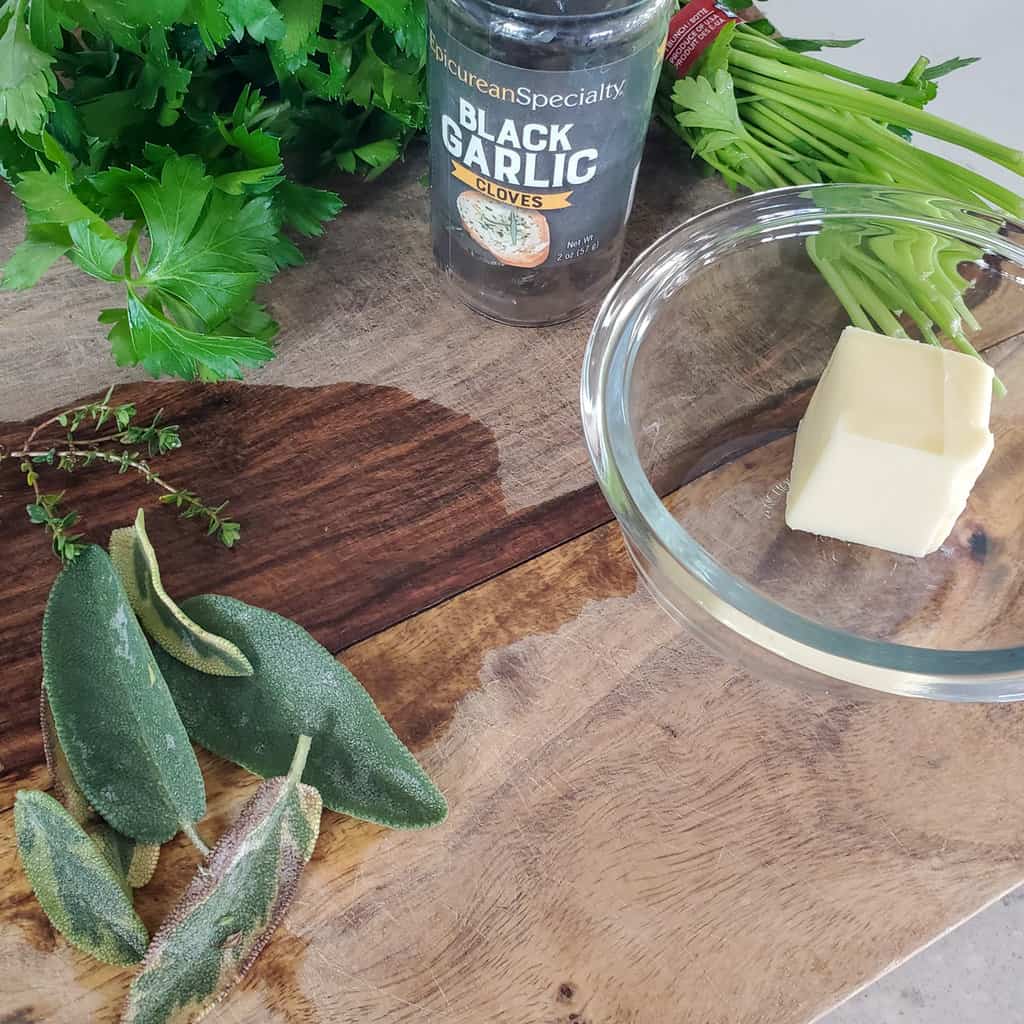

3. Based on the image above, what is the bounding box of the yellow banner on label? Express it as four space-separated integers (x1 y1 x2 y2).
451 160 573 210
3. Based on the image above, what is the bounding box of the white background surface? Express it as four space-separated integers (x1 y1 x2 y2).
765 7 1024 1020
769 0 1023 192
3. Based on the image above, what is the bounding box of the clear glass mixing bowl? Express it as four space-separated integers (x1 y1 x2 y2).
581 185 1024 701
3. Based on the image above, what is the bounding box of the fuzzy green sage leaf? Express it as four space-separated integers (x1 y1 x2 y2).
42 545 206 843
110 509 253 677
43 689 161 887
40 687 92 824
155 595 448 829
122 736 321 1024
15 790 149 965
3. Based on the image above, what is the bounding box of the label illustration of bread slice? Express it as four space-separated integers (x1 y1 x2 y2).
457 191 550 268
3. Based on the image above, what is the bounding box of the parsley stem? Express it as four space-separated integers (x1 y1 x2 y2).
122 222 143 279
733 28 924 103
728 52 1024 175
249 102 290 128
749 137 812 185
741 85 1023 213
745 101 850 166
806 236 872 331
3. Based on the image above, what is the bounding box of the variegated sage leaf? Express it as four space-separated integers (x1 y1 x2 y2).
88 823 162 890
155 594 448 829
42 545 206 844
124 842 162 889
109 510 253 677
122 737 321 1024
42 689 161 888
15 790 149 966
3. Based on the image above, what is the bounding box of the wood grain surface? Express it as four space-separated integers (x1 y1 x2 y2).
3 441 1024 1024
3 120 1024 1023
3 137 1021 782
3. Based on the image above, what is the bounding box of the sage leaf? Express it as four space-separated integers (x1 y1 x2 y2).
43 689 161 887
42 545 206 843
110 509 253 677
41 687 92 824
155 595 448 829
88 823 162 890
15 790 149 966
85 824 132 896
124 842 162 890
122 736 322 1024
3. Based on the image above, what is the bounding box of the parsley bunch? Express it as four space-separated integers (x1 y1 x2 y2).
661 21 1024 205
657 8 1024 389
4 0 1023 388
0 0 426 380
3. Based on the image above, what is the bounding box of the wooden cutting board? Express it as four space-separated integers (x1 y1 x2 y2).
2 137 1024 1024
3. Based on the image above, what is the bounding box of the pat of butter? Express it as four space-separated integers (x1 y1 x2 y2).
785 327 994 558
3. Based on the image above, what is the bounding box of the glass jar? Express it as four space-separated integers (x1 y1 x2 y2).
427 0 672 326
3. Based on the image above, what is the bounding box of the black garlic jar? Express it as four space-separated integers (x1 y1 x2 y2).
427 0 672 326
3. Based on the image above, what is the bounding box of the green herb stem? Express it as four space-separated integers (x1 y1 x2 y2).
122 222 143 278
743 86 1020 212
733 27 929 104
742 121 797 157
287 735 313 786
806 236 872 331
849 114 1024 215
844 265 909 338
901 56 930 87
18 447 179 496
23 385 117 451
733 137 789 188
743 102 851 167
840 243 940 342
756 97 875 164
742 135 807 186
727 51 1024 175
6 389 240 560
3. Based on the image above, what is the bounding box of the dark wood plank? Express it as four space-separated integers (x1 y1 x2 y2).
0 379 612 782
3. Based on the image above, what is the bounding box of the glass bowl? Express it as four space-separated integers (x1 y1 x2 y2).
581 185 1024 701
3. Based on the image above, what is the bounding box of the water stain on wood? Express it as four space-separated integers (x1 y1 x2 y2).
0 1010 40 1024
239 928 320 1024
2 897 57 955
344 521 638 754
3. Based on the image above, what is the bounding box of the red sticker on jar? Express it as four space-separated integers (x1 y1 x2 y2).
665 0 738 77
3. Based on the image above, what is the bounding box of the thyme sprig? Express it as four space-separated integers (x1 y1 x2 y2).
1 387 240 561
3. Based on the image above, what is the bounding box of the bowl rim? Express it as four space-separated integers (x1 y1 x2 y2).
580 183 1024 700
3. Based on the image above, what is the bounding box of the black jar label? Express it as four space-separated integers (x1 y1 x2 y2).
428 20 663 271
